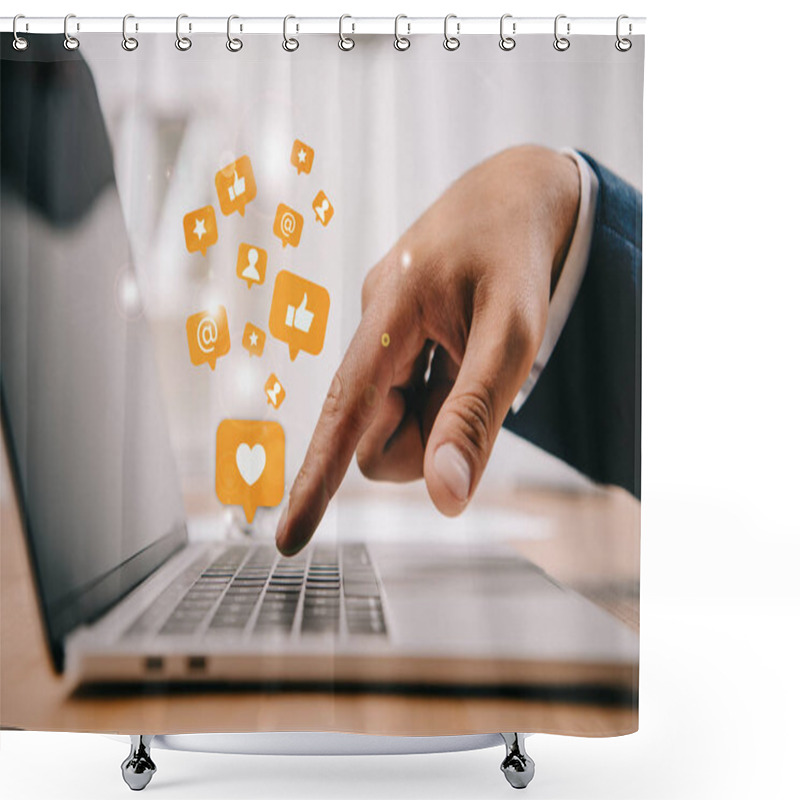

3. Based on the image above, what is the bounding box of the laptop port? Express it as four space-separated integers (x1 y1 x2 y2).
144 656 163 672
187 655 206 672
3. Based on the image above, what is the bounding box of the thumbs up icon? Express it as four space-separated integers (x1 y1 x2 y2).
269 271 330 361
228 170 246 202
216 155 257 216
285 293 314 333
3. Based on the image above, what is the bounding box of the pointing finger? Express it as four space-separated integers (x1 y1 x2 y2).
276 303 422 555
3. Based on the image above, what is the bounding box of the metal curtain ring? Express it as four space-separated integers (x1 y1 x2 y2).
226 15 243 51
283 15 299 51
12 14 29 51
63 14 80 50
615 14 632 51
122 14 139 51
175 14 192 51
338 14 355 51
553 14 570 51
443 14 460 51
394 14 410 50
499 13 515 51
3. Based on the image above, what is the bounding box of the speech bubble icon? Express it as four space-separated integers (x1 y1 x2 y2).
269 270 330 361
186 305 231 370
216 419 285 523
312 190 334 226
183 205 218 256
215 155 257 217
242 321 266 358
264 373 286 410
236 243 267 289
273 203 304 249
290 139 315 175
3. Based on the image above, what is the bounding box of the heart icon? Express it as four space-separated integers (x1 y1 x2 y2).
235 443 266 486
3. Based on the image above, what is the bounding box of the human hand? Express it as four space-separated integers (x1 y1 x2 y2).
276 145 580 555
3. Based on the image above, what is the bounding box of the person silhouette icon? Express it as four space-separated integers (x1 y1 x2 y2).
242 248 261 282
237 244 267 288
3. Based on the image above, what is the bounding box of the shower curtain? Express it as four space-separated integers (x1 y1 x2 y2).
0 25 643 738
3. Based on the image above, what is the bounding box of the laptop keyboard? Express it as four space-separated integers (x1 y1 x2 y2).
124 543 387 640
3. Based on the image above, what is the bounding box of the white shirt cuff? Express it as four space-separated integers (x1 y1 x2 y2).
510 148 598 414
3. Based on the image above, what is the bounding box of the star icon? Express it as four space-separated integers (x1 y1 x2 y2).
249 331 259 347
193 218 207 239
297 149 307 164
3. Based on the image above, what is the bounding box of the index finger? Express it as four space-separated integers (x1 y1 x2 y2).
275 302 417 555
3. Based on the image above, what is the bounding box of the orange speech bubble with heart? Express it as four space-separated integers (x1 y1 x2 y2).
216 419 285 523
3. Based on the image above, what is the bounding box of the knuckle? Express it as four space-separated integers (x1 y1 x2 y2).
323 372 379 442
323 371 346 419
502 305 541 368
450 384 495 460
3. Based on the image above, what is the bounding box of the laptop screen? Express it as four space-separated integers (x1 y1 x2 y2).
0 44 186 670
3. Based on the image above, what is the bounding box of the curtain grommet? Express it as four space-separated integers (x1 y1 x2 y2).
122 14 139 51
12 14 29 51
63 14 80 50
615 15 632 51
443 14 460 51
553 14 570 51
499 14 516 51
226 15 243 52
394 15 410 51
282 15 299 52
338 14 355 51
175 13 192 51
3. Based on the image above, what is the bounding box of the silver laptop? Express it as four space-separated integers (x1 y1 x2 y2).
0 65 636 700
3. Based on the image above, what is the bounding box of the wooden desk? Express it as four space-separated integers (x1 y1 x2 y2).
1 437 639 737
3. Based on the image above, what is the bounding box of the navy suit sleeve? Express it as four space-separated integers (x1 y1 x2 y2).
502 153 642 498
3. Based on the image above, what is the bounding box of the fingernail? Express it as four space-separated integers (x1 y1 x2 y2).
275 505 289 549
434 443 471 502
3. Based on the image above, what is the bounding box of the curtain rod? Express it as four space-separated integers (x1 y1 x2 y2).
2 16 645 37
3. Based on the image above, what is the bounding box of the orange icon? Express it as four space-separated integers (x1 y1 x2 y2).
183 205 218 256
242 322 266 358
186 306 231 370
216 419 285 523
215 155 257 217
269 270 330 361
264 374 286 410
290 139 315 175
236 243 267 289
312 190 334 226
273 203 304 249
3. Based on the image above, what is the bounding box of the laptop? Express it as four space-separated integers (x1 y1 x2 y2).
0 47 637 700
